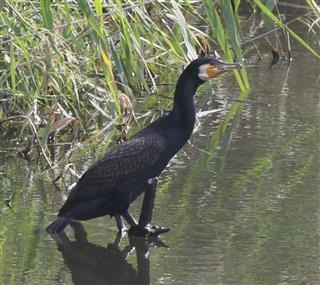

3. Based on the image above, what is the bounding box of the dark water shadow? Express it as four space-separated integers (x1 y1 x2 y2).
50 223 168 285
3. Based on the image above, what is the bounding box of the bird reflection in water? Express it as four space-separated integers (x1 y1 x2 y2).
51 222 167 285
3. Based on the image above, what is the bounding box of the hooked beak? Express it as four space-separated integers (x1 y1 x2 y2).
207 59 242 78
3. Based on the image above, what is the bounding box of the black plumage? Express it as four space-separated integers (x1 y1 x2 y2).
60 135 164 219
46 56 241 236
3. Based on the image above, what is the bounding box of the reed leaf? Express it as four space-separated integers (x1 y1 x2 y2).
9 44 16 93
220 1 250 90
40 0 53 30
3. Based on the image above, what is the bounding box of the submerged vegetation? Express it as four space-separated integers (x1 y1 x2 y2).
0 0 319 169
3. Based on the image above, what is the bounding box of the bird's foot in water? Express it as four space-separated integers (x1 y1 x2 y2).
128 224 170 237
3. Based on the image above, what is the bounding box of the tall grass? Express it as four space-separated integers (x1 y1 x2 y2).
0 0 319 168
0 1 243 166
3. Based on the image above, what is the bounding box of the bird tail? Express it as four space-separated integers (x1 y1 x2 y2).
46 216 71 234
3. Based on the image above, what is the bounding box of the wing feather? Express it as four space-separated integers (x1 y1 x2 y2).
61 134 164 208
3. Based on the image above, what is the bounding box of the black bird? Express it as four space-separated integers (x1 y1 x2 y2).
46 56 241 236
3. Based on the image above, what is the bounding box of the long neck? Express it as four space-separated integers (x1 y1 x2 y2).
171 70 202 132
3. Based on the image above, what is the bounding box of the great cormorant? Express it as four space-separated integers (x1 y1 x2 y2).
46 56 241 236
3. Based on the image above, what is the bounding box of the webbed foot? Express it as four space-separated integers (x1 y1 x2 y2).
128 224 170 237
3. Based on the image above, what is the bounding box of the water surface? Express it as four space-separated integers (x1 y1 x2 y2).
1 22 319 285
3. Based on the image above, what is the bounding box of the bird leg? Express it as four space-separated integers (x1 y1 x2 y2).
122 212 138 226
128 177 170 237
138 178 157 228
113 231 126 247
115 214 127 236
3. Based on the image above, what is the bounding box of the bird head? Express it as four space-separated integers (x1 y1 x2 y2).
190 55 242 82
198 58 242 81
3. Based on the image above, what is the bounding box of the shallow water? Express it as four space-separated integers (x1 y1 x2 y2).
1 21 320 285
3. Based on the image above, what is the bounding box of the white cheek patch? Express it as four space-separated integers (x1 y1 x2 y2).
198 64 210 81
